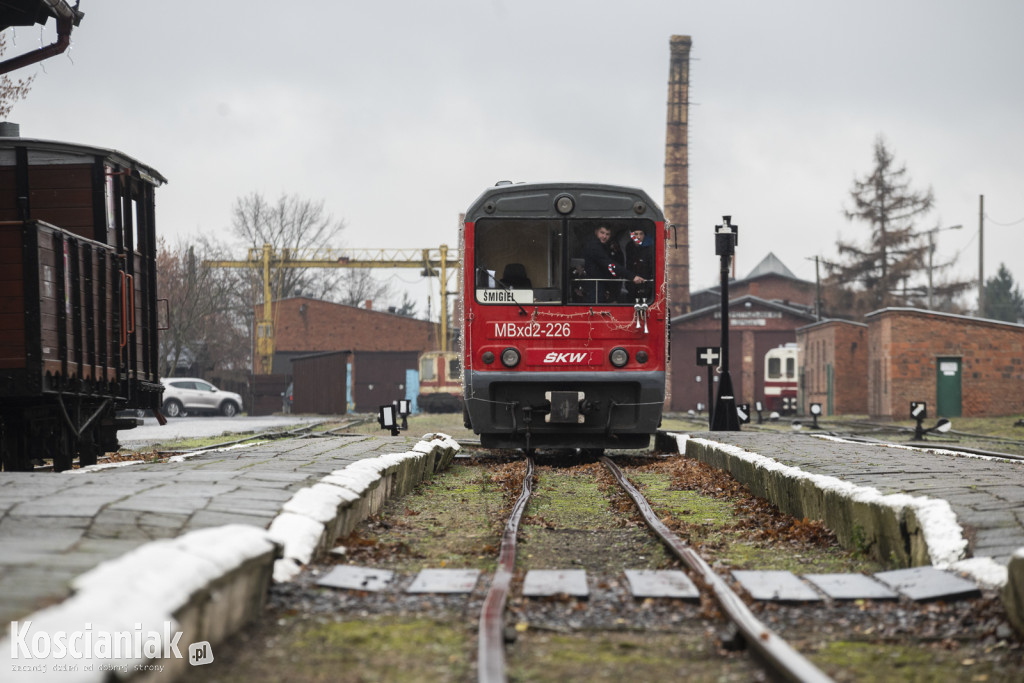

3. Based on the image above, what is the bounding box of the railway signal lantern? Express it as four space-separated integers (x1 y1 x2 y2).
809 403 822 429
737 403 751 425
754 401 764 424
398 399 412 430
378 404 400 436
911 401 951 440
711 216 740 432
696 346 721 429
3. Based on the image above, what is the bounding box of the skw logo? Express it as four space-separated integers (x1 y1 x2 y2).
542 352 588 364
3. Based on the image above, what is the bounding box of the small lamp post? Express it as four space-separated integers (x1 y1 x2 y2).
711 216 740 432
809 403 822 429
398 399 412 430
378 404 399 436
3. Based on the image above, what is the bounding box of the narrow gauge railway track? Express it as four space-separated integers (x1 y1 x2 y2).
477 456 832 683
675 414 1024 461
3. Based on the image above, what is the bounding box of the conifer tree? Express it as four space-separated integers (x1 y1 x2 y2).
824 136 934 316
982 264 1024 323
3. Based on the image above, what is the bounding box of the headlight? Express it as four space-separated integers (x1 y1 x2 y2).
500 347 521 368
554 194 574 214
482 351 495 364
609 347 629 367
636 350 649 364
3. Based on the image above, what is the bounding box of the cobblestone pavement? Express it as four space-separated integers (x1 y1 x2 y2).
690 431 1024 565
0 433 412 624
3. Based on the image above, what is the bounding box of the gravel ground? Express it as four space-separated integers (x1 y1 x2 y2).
191 453 1024 682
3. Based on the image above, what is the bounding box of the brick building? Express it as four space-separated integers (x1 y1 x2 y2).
865 308 1024 419
261 297 439 376
796 319 868 416
690 253 817 313
670 295 817 412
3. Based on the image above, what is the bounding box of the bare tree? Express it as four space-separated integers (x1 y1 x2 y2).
231 191 390 306
157 238 249 377
0 32 35 118
231 192 347 301
335 268 392 308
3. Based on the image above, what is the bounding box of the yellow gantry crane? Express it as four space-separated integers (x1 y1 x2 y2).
204 244 459 374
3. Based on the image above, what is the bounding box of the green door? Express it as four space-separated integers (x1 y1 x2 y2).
936 357 962 417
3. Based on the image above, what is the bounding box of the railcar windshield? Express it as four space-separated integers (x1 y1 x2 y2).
474 218 657 305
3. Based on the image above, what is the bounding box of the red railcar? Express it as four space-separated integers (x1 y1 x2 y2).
763 344 799 414
461 182 668 452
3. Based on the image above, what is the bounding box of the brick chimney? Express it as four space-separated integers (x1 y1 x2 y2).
664 35 692 316
364 300 373 310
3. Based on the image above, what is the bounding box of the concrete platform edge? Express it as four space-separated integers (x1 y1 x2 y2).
656 432 1024 637
0 432 460 682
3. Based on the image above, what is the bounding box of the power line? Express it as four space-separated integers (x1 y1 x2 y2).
984 213 1024 227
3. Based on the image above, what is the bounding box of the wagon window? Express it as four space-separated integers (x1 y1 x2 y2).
568 219 657 305
767 357 781 380
420 357 436 381
474 219 562 304
447 357 461 381
786 357 796 379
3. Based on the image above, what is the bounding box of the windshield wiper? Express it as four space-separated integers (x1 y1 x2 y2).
477 267 529 316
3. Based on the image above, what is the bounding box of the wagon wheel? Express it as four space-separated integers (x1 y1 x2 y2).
50 422 74 473
77 427 102 468
0 420 33 471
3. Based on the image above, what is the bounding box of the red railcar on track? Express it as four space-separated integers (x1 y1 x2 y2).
461 182 668 452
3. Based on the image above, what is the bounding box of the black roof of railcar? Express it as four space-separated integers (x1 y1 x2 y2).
0 135 166 185
465 182 663 222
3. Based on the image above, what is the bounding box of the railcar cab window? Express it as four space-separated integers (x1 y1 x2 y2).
767 356 797 380
474 218 656 306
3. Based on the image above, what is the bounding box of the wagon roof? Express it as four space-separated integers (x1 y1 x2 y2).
0 135 167 185
465 181 663 221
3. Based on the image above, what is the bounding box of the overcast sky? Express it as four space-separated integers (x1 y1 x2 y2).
8 0 1024 314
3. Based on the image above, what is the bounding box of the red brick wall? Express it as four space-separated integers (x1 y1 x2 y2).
797 320 867 415
867 309 1024 418
262 297 439 354
670 299 816 411
732 275 815 307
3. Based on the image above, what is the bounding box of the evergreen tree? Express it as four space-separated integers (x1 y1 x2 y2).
982 264 1024 323
824 137 936 317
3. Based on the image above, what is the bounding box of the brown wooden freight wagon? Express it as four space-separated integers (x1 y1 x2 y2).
0 129 165 471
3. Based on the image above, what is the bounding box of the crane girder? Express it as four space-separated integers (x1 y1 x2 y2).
203 244 459 375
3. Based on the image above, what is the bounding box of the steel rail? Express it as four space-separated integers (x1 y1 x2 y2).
477 457 534 683
601 456 833 683
813 432 1024 462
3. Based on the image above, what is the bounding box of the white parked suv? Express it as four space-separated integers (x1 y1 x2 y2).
161 378 243 418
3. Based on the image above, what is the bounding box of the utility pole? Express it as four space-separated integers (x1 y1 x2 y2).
978 194 985 316
205 245 459 374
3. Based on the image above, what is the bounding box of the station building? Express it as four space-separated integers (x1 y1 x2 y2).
669 295 817 413
670 254 817 413
864 308 1024 419
796 319 869 416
